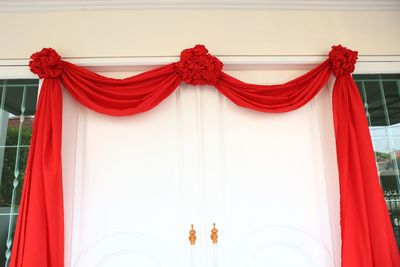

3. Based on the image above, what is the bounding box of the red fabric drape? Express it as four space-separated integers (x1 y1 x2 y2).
215 60 331 112
60 61 181 116
332 75 399 266
10 79 63 267
10 45 399 266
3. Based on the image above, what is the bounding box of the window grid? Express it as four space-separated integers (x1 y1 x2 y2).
0 79 38 267
4 84 27 266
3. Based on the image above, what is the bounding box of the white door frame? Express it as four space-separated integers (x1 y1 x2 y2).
1 55 400 76
1 55 399 267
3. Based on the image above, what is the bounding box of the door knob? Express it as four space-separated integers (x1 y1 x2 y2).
210 223 218 244
189 224 197 245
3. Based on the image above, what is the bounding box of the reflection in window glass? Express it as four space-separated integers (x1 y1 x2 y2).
354 73 400 249
0 79 38 267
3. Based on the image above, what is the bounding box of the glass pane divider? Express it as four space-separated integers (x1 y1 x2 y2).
378 75 400 192
4 85 27 266
354 79 400 82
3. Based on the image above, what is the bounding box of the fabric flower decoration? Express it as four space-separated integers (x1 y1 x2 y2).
329 45 358 77
29 48 63 79
176 44 223 85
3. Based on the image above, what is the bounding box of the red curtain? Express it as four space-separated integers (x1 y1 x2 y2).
9 45 399 266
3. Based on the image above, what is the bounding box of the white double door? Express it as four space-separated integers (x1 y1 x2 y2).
62 68 341 267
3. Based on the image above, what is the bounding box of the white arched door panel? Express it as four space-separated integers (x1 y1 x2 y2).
199 69 340 267
61 68 341 267
73 233 179 267
219 96 336 267
62 74 207 267
231 226 334 267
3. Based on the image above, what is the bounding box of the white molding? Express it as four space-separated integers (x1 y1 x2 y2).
0 55 399 74
0 66 36 79
0 0 399 12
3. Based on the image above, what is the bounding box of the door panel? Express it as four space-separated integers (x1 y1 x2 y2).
217 96 335 267
62 68 340 267
200 70 339 267
63 82 192 267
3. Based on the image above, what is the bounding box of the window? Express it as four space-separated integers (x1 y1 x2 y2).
0 79 39 266
354 73 400 249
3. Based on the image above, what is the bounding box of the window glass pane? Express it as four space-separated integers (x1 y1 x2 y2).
0 79 38 267
354 73 400 249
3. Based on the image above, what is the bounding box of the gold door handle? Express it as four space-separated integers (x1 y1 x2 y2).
210 223 218 244
189 224 197 245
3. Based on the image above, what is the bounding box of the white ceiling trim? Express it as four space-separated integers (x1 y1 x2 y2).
1 55 399 73
0 0 399 12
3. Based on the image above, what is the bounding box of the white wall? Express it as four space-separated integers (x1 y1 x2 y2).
0 10 399 59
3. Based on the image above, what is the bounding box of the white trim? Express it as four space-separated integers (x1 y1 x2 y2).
2 55 400 66
354 61 400 74
0 55 399 76
0 0 399 12
0 66 36 79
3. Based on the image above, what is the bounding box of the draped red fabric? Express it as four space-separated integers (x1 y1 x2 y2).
9 79 63 267
332 75 399 266
215 60 332 112
60 61 181 116
9 45 399 267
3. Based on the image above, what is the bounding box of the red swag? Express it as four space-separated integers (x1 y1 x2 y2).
9 45 399 266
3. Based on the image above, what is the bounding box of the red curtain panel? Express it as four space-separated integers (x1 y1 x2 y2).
9 45 399 267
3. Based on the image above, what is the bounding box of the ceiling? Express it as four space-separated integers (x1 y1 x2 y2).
0 0 399 12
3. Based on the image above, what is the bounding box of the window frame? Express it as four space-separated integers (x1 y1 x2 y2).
0 68 40 267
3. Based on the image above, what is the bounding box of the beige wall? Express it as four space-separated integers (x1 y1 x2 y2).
0 10 399 59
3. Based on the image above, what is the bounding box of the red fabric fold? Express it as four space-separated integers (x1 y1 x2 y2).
10 79 63 267
10 46 399 267
332 75 399 266
216 60 332 112
60 62 181 116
